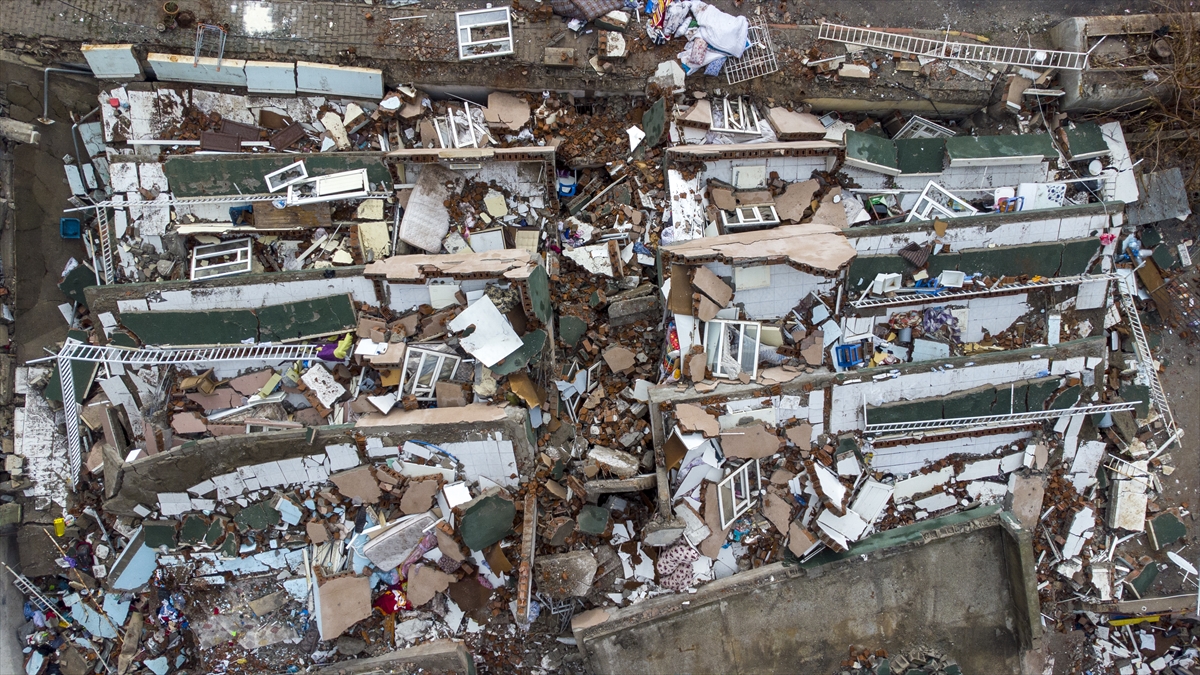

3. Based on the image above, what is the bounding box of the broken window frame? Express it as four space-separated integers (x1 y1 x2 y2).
711 97 762 136
720 204 780 231
264 160 309 193
717 459 761 530
246 421 300 434
399 346 462 401
904 181 979 223
456 7 514 61
190 237 253 280
893 115 955 140
286 169 370 206
703 319 762 379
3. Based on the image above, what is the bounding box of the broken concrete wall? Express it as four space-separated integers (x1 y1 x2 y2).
112 276 379 316
85 267 374 327
1050 17 1174 112
845 202 1119 256
390 147 557 204
314 639 474 675
700 155 835 185
575 507 1036 675
104 406 531 516
870 430 1035 474
998 510 1043 649
385 278 490 314
846 238 1103 294
829 336 1105 433
295 61 383 99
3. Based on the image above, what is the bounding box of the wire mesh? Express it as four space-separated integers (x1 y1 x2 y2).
724 16 778 85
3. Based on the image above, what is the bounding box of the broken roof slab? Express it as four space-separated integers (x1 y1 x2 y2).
364 249 537 283
663 223 858 276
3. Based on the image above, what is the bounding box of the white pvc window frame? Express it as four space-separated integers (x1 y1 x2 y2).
433 101 491 149
399 346 462 400
717 459 761 530
712 97 762 135
456 7 514 61
190 237 253 280
286 169 370 206
264 161 309 193
703 320 762 379
893 115 955 140
904 181 979 223
720 204 780 231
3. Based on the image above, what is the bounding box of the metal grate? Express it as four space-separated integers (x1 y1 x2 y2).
194 24 228 69
724 16 779 84
818 22 1090 70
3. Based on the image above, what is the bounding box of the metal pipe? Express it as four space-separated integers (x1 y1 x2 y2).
37 67 94 125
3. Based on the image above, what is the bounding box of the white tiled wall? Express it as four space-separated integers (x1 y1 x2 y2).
829 358 1051 433
703 262 835 320
874 293 1031 344
441 436 518 487
869 431 1032 475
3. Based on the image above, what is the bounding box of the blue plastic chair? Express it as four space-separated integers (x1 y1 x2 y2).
835 343 865 369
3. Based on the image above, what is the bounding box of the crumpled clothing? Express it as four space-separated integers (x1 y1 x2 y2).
373 585 410 615
704 56 727 76
922 306 961 342
656 542 700 591
888 310 923 332
437 555 462 574
682 38 708 66
400 532 438 580
663 1 749 58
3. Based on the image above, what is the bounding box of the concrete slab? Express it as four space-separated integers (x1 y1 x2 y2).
147 54 248 87
296 61 383 99
245 60 297 95
576 509 1033 675
81 44 142 80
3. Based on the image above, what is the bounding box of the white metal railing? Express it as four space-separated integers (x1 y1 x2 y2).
51 339 329 489
818 22 1090 71
94 206 116 285
63 191 394 213
1116 275 1177 433
851 273 1118 310
864 401 1141 435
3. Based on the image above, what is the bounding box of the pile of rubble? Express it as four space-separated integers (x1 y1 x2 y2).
3 5 1199 675
832 647 963 675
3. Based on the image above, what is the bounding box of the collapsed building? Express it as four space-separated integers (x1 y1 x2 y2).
2 6 1199 675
